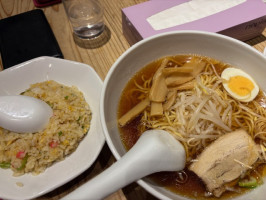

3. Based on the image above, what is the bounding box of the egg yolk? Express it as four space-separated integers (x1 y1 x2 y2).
228 76 254 96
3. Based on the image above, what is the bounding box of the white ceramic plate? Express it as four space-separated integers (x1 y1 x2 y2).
0 57 105 200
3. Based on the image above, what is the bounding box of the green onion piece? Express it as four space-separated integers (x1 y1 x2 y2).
58 131 63 136
0 162 11 169
17 153 29 171
64 96 69 100
238 177 258 188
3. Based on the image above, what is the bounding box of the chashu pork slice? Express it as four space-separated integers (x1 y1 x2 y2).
189 129 259 197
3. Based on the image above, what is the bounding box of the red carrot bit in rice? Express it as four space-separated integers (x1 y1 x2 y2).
49 140 58 148
16 151 26 159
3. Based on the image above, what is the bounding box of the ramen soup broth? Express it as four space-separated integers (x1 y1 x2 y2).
118 55 266 199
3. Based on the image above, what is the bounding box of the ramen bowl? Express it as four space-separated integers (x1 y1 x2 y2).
100 31 266 200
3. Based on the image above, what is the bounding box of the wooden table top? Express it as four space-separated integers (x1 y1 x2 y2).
0 1 265 200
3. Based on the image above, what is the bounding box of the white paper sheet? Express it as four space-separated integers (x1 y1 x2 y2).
147 0 247 30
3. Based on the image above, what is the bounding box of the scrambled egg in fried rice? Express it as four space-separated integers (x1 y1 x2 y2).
0 80 92 176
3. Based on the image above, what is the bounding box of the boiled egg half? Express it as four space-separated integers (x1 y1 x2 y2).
221 67 259 102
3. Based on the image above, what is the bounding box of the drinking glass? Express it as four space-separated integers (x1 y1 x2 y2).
63 0 104 39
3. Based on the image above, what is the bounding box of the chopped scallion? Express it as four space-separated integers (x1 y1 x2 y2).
0 162 11 169
238 177 258 188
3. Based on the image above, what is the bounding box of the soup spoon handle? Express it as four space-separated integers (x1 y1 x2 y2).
62 130 185 200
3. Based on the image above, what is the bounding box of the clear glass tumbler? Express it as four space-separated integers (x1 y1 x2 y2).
63 0 104 39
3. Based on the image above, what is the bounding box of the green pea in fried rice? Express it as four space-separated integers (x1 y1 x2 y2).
0 80 92 176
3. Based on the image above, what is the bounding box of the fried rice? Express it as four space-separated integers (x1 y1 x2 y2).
0 80 92 176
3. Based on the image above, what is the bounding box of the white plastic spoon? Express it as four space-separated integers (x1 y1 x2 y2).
0 95 53 133
62 129 186 200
